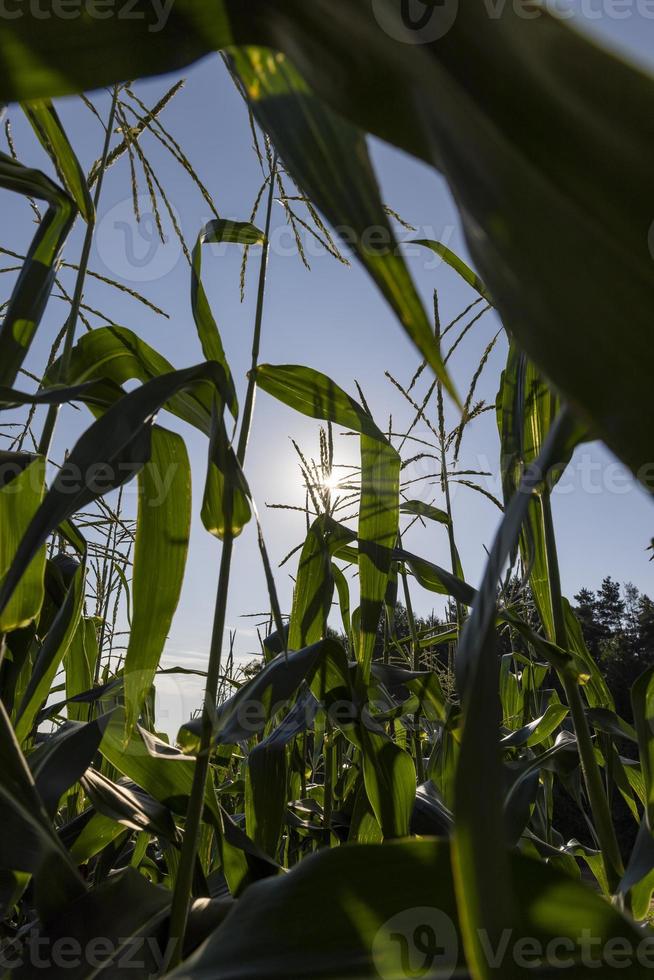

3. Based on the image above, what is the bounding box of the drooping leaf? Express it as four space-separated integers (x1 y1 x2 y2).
0 361 232 620
81 768 179 841
411 239 491 302
22 98 94 222
29 712 115 818
400 499 451 526
52 325 215 435
191 218 264 419
0 151 76 386
55 327 252 542
178 638 346 752
230 46 455 403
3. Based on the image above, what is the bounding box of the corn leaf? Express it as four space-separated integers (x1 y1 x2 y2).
230 46 455 402
191 218 264 419
255 364 400 677
123 428 191 740
0 701 86 921
0 361 232 620
13 562 85 745
22 98 94 223
0 453 46 632
0 151 76 386
411 240 492 302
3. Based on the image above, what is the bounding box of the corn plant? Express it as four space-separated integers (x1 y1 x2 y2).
0 8 653 980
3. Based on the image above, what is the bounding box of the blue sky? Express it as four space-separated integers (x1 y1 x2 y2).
2 8 653 731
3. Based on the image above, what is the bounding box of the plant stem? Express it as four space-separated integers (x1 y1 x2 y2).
236 153 277 467
38 85 119 459
166 152 277 969
541 492 624 892
398 533 425 784
323 720 334 846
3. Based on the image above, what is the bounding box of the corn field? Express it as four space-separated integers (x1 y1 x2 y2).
0 4 653 978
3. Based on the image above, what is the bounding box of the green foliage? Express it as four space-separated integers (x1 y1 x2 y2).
0 19 652 980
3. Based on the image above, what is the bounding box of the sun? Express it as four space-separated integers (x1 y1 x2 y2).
322 472 340 493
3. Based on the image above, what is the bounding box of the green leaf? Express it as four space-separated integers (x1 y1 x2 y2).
397 548 475 607
0 361 232 620
288 518 333 651
400 499 451 526
81 768 179 841
179 638 345 751
496 346 578 641
29 711 115 818
191 218 264 419
256 364 400 677
632 667 654 827
0 453 46 632
231 46 455 403
500 704 569 749
13 867 171 980
246 2 654 486
168 837 648 979
123 427 191 739
0 151 76 386
371 662 447 724
56 327 252 542
67 810 126 865
53 325 215 435
355 724 415 840
201 410 252 540
100 707 221 822
411 239 491 302
64 616 99 722
0 700 85 921
562 598 615 710
1 7 652 485
13 561 85 745
246 688 319 857
22 98 94 222
453 411 580 977
289 516 354 650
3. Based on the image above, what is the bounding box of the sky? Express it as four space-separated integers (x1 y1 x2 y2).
2 6 653 733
